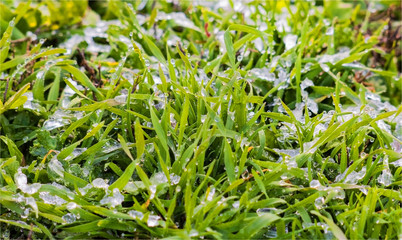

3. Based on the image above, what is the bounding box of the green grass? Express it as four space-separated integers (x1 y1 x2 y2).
0 0 401 239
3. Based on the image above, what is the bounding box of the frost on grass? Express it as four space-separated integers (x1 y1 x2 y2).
2 1 401 239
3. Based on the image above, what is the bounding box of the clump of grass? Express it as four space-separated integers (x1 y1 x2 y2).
0 0 401 239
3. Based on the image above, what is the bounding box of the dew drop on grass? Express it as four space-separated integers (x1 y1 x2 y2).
145 60 150 67
62 213 76 224
36 71 45 79
325 27 334 36
247 112 255 121
330 187 345 200
22 208 30 219
206 186 215 201
320 63 330 72
314 197 325 209
66 202 78 210
256 208 277 216
170 113 177 128
232 201 240 209
234 166 239 173
9 20 15 27
309 180 321 189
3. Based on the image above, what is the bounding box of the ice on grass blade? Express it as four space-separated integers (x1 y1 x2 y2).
169 173 181 185
149 185 157 199
390 158 402 167
378 169 393 186
147 215 161 227
22 92 42 112
39 192 66 206
15 170 41 194
114 94 128 104
283 34 298 50
92 178 109 189
128 210 144 220
335 167 366 184
100 188 124 208
78 183 93 196
206 186 216 202
42 110 72 131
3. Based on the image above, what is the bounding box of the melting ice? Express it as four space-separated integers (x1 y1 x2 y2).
14 170 41 194
100 188 124 208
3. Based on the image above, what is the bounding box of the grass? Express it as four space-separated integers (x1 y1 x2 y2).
0 0 401 239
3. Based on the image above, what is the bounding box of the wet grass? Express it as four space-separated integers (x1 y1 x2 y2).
0 0 401 239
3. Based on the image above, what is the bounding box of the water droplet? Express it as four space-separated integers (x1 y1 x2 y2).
62 213 76 224
232 201 240 209
67 202 78 210
314 197 325 209
325 27 334 36
237 55 243 61
256 208 277 216
320 63 330 72
310 180 321 189
185 229 197 238
283 34 298 50
145 60 150 67
39 39 46 44
206 186 215 201
9 20 15 27
36 71 45 79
